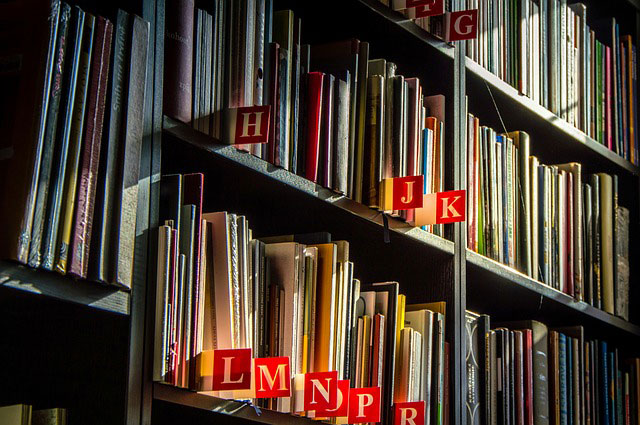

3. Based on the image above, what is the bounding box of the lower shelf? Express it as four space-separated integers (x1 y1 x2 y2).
0 260 130 315
153 383 321 425
466 250 640 343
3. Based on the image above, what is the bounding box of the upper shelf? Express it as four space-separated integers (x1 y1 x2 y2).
154 383 322 425
465 250 640 346
348 0 640 177
163 116 454 258
0 260 130 315
465 60 640 177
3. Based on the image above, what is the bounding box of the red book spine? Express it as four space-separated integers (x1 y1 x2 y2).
320 74 333 188
69 17 113 278
267 43 279 164
467 114 475 250
524 329 534 425
606 47 613 150
304 72 325 182
163 0 194 123
443 342 450 425
405 78 420 225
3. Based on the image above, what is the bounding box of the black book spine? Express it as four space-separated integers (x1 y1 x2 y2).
42 6 85 270
28 3 71 268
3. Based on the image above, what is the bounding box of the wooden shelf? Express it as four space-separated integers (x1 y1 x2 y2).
465 250 640 343
354 0 454 59
153 383 321 425
0 260 130 315
163 116 455 258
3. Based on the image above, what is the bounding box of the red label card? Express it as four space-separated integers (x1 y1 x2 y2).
231 105 270 144
314 379 350 417
212 348 252 391
394 401 426 425
348 387 381 424
254 356 291 398
436 189 466 224
393 0 435 10
304 371 339 412
445 9 478 41
412 0 444 18
392 175 424 210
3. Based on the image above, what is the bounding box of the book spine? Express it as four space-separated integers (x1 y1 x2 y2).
0 1 61 263
112 16 149 289
68 17 113 278
27 3 72 268
56 13 95 274
41 7 85 270
163 0 194 123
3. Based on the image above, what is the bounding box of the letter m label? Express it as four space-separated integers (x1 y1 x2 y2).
436 189 466 224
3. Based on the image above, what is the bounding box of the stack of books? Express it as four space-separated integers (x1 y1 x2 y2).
465 315 640 425
153 172 449 423
163 1 447 236
466 116 631 319
0 2 150 289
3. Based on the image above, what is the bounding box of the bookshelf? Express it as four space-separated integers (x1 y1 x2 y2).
0 260 130 315
2 0 640 424
153 383 319 425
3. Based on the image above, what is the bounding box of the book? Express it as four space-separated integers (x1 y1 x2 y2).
88 9 132 282
163 0 194 123
0 405 32 425
68 16 113 278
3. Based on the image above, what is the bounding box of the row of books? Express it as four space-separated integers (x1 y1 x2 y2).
164 1 447 235
0 405 66 425
153 172 450 424
0 2 149 289
465 0 639 164
466 118 630 320
465 315 640 425
390 0 640 165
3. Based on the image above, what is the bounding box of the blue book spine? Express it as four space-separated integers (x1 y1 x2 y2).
609 352 616 425
567 336 573 425
559 334 568 425
538 166 546 284
601 341 610 425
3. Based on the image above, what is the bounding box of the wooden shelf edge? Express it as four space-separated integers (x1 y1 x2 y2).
153 383 322 425
162 116 455 256
465 59 640 176
0 260 130 315
466 249 640 338
355 0 455 60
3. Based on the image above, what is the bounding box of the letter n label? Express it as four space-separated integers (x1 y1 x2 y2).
212 348 252 391
303 371 338 412
394 401 426 425
254 356 291 398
